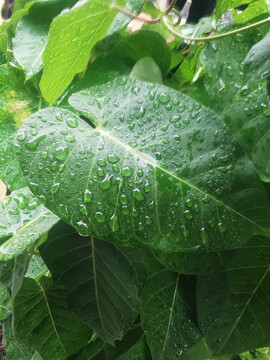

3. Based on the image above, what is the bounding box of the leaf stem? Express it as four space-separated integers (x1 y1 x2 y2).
163 16 270 41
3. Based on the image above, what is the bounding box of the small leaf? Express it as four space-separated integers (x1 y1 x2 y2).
213 0 253 19
25 254 48 282
130 57 163 84
0 187 59 260
197 236 270 355
39 222 140 344
14 277 92 360
40 0 120 104
141 261 201 359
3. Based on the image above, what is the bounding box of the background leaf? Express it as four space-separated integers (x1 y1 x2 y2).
0 187 59 260
0 64 42 190
14 277 92 360
39 222 140 344
141 260 201 359
197 236 270 355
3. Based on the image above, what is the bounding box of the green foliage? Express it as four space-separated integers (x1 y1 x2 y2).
0 0 270 359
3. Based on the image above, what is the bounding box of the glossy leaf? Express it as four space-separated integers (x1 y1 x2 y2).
14 277 92 360
141 263 201 359
201 28 270 181
0 187 59 260
232 0 269 23
15 78 270 252
0 64 42 190
25 254 48 281
39 223 140 344
13 0 77 77
197 236 270 355
244 30 270 81
40 0 121 104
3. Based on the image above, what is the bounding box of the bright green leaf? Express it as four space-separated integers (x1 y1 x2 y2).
14 277 92 360
25 254 48 281
15 78 270 251
197 236 270 355
0 187 59 260
232 0 269 23
40 0 121 104
39 223 140 344
214 0 253 19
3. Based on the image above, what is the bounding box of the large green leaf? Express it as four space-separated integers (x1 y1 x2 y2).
0 64 42 190
0 187 59 260
201 28 270 181
13 0 78 77
141 262 201 359
70 335 104 360
232 0 269 23
40 0 124 104
14 277 92 360
15 77 270 252
197 236 270 355
39 223 140 344
244 30 270 81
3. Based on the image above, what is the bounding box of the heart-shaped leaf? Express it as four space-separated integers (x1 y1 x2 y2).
39 223 140 344
15 78 270 252
14 277 92 360
197 236 270 355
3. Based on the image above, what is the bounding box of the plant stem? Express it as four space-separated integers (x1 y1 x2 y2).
163 16 270 41
164 0 178 14
112 5 161 24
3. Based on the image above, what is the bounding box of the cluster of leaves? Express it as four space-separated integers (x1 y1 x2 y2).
0 0 270 359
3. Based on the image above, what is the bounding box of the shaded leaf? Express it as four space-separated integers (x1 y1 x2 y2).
0 64 42 190
197 236 270 355
0 253 27 297
154 249 221 275
14 277 92 360
0 282 11 320
39 222 140 344
244 30 270 81
70 335 104 360
15 78 270 252
141 261 201 359
214 0 253 19
0 187 59 260
40 0 122 104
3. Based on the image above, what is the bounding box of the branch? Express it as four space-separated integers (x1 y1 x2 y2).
112 5 161 24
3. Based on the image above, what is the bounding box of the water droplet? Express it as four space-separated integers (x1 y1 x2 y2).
184 210 193 220
14 194 29 209
107 154 119 163
95 212 105 223
99 174 112 190
84 190 93 203
157 93 170 104
122 167 133 177
55 146 68 161
66 116 78 128
17 132 26 141
51 183 60 194
97 159 106 167
109 214 119 231
169 115 181 123
133 188 144 201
